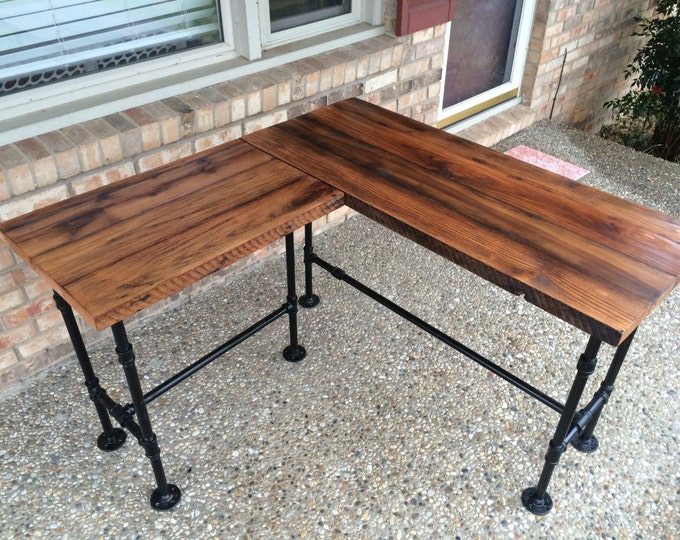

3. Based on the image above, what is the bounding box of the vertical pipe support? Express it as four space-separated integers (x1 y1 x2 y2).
53 291 126 451
300 222 320 308
111 322 181 510
572 330 637 453
522 336 602 515
282 232 306 362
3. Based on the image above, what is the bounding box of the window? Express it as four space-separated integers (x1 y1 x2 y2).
0 0 223 97
270 1 352 32
259 0 361 49
0 0 383 145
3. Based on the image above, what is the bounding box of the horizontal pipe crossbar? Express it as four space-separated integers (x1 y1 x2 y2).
312 255 564 414
142 304 291 405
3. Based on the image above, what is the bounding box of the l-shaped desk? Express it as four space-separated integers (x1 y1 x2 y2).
2 99 678 515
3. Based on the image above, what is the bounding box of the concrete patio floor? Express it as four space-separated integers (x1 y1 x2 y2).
1 121 678 539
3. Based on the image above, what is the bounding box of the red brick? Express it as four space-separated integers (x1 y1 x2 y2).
0 184 70 221
262 85 277 112
198 86 231 127
368 51 383 74
0 272 14 294
17 325 68 359
230 95 246 121
2 296 54 328
124 107 162 151
243 111 288 135
0 144 29 171
161 97 198 139
105 113 142 158
11 267 35 287
142 102 181 145
0 247 15 271
0 321 35 351
137 143 193 173
83 118 124 165
71 162 136 195
274 78 290 105
380 49 393 71
6 163 34 195
14 138 58 188
356 55 370 79
39 131 81 179
61 124 103 172
178 92 214 133
24 277 52 300
246 89 262 115
331 64 345 88
34 308 63 333
194 126 243 152
399 59 429 80
411 27 434 44
0 145 34 195
302 71 317 97
0 288 26 314
0 348 18 371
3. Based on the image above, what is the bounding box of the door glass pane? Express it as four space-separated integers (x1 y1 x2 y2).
443 0 522 108
0 0 222 97
270 0 351 32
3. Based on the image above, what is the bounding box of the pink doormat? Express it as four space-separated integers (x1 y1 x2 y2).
504 145 589 180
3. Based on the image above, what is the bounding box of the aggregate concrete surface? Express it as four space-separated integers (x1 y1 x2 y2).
1 121 678 539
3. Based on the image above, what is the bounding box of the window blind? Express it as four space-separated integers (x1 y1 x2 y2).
0 0 221 96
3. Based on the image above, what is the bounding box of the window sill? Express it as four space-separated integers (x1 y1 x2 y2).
0 23 386 147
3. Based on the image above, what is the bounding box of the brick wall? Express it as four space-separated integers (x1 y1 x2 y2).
523 0 655 132
0 14 447 394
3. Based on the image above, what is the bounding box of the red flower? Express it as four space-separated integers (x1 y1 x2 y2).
651 85 663 95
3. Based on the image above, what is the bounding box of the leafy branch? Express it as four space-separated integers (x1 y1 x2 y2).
601 0 680 162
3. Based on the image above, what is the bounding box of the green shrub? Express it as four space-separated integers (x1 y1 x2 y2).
601 0 680 162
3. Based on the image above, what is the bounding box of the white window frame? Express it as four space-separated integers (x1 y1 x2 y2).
0 0 384 146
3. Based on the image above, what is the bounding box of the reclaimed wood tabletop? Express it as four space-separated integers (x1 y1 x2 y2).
244 98 680 346
0 139 344 330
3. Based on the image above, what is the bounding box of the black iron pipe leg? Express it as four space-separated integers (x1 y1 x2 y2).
522 336 602 515
282 232 306 362
299 222 320 308
110 322 181 511
572 330 637 453
53 291 126 451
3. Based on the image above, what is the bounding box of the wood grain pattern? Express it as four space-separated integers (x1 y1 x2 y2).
244 98 680 346
0 140 344 330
